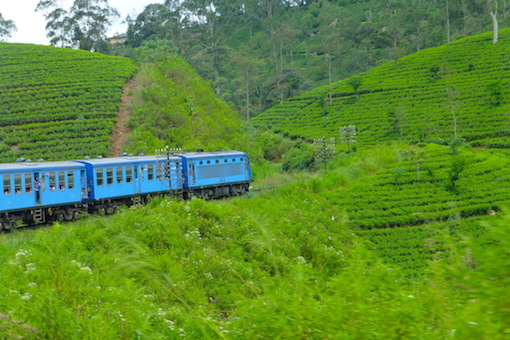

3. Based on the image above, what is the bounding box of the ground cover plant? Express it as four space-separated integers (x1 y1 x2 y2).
122 56 257 158
0 43 136 162
251 30 510 149
327 144 510 275
0 144 508 339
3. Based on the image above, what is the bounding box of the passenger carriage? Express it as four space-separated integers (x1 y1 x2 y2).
180 151 252 199
76 155 184 213
0 160 86 228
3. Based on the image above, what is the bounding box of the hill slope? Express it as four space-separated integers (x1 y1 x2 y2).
251 30 510 149
0 43 136 162
0 145 508 338
122 57 255 157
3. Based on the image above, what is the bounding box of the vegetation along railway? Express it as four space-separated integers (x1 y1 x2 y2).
0 150 253 230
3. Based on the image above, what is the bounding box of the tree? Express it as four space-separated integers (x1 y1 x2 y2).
347 76 362 98
71 0 119 51
36 0 119 51
127 1 186 48
486 0 499 44
0 13 16 41
36 1 74 47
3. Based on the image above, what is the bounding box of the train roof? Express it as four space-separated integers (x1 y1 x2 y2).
74 155 179 166
0 160 84 172
180 151 247 159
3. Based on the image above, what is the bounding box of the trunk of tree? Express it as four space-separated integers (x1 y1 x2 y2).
328 55 332 105
487 0 499 44
446 0 451 43
246 78 250 121
489 11 498 44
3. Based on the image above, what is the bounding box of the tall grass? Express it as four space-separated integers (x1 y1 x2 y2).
0 145 508 338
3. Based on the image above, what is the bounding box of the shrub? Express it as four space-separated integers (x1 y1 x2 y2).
282 141 315 172
255 132 293 162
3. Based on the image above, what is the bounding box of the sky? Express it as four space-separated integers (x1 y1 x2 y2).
0 0 161 45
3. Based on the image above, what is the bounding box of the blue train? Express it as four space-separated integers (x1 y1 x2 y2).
0 150 252 230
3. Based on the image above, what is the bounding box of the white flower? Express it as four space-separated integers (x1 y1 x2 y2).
80 266 93 274
296 256 307 264
28 282 37 288
21 293 32 301
25 263 36 273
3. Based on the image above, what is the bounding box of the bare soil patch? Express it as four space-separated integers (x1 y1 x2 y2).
110 79 136 156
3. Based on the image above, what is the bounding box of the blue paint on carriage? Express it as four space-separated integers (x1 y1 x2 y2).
0 161 85 213
76 155 183 201
180 151 252 189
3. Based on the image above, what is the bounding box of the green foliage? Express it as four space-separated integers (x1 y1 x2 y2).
0 143 508 338
429 65 441 82
124 57 257 157
254 132 293 162
35 0 119 51
346 75 362 94
0 13 16 41
0 43 136 162
487 81 503 106
282 141 315 172
252 29 510 150
117 0 505 116
445 155 467 193
134 39 178 65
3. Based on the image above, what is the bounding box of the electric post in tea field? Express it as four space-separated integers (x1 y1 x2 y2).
313 137 336 171
339 125 357 152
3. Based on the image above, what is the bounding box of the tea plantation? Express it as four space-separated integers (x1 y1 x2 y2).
0 43 136 162
0 31 509 338
252 30 510 149
0 144 508 338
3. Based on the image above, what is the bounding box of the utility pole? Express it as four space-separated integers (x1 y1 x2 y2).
313 137 336 171
339 125 357 152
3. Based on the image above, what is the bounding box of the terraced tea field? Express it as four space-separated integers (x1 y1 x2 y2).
0 43 136 162
252 30 510 149
327 144 510 275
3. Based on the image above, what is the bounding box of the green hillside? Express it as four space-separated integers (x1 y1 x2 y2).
0 43 136 162
251 30 510 149
0 144 508 338
123 57 255 157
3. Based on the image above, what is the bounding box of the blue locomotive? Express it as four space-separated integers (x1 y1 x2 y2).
0 150 252 229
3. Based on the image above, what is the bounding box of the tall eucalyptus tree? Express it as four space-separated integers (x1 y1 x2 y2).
0 13 16 41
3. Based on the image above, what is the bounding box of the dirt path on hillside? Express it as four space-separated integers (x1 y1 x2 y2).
111 79 136 157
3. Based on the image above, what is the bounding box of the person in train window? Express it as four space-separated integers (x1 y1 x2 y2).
34 177 41 204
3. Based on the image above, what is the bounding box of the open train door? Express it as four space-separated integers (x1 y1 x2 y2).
34 172 42 205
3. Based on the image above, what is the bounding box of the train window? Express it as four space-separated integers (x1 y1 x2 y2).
199 161 203 165
156 164 162 180
134 166 139 180
25 173 32 193
224 159 228 163
240 158 244 161
215 160 219 163
126 167 132 183
3 174 10 195
189 163 196 183
96 168 104 186
232 159 236 162
148 165 154 181
58 171 65 190
49 172 56 191
68 171 74 189
106 168 113 185
14 174 22 194
116 167 123 184
207 160 211 164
